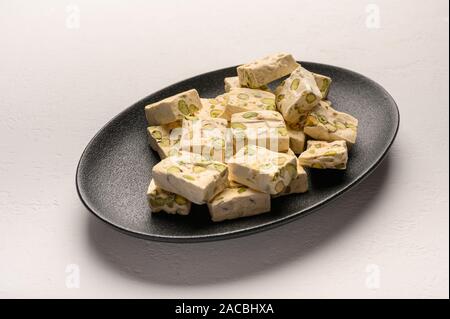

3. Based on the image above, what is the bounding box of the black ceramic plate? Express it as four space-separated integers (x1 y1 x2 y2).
76 62 399 242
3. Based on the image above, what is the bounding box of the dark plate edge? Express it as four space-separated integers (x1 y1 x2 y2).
76 62 400 243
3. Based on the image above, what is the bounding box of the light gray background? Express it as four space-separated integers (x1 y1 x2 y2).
0 0 448 298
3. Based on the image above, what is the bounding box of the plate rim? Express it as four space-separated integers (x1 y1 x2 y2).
76 62 400 243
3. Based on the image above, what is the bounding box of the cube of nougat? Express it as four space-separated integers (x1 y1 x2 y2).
152 152 228 204
180 118 231 162
208 181 271 222
145 89 202 125
223 88 277 115
224 76 270 93
273 149 308 197
198 96 228 120
147 121 183 159
298 140 348 170
304 101 358 146
312 72 332 99
287 126 306 154
275 65 322 125
231 110 289 153
147 179 191 215
237 53 298 88
228 145 298 195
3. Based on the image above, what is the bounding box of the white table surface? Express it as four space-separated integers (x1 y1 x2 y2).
0 0 448 299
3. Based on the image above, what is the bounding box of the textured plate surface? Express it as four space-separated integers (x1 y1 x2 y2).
76 62 399 242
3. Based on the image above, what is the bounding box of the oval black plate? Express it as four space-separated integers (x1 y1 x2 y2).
76 62 399 243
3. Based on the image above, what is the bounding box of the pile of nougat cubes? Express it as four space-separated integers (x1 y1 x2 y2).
145 53 358 222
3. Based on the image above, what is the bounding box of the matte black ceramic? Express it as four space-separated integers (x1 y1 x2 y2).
76 62 399 242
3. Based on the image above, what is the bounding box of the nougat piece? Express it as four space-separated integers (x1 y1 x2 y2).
231 110 289 153
147 179 191 215
145 89 202 125
237 53 298 88
208 182 271 222
312 73 332 99
228 145 298 195
298 140 348 170
275 65 322 125
180 118 231 162
147 121 182 159
223 88 277 116
198 96 228 120
152 152 228 204
304 101 358 146
224 76 270 93
273 150 308 197
287 126 306 154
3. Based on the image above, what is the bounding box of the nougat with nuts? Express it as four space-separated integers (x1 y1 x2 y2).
208 181 271 222
224 76 271 93
304 101 358 146
275 65 322 126
231 110 289 153
228 145 298 195
145 89 202 125
298 140 348 170
152 152 228 204
237 53 298 88
223 88 277 115
147 179 191 215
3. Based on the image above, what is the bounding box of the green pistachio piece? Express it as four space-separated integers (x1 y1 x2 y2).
237 93 250 100
150 130 162 140
242 112 258 119
193 165 206 173
182 174 196 181
178 100 189 115
175 195 188 205
317 114 328 124
150 197 166 207
275 181 285 193
286 163 297 179
306 93 317 104
212 163 227 172
325 124 337 132
208 98 218 105
237 187 247 194
167 166 182 174
311 163 323 169
202 123 214 130
276 94 285 103
320 79 330 93
210 110 222 118
261 98 275 106
188 104 199 114
277 127 288 136
166 198 174 208
290 79 300 91
335 121 346 129
159 137 170 147
324 151 337 156
231 122 247 130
